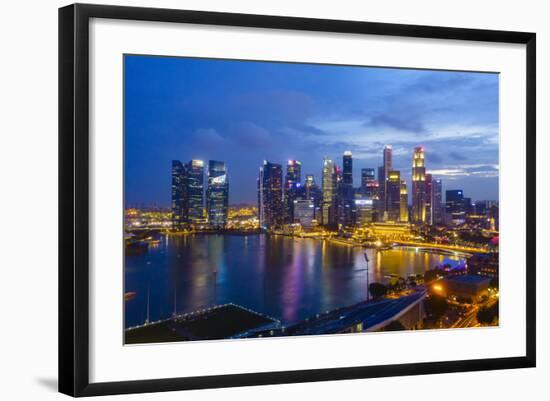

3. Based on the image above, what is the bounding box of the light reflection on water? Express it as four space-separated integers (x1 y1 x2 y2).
124 234 463 327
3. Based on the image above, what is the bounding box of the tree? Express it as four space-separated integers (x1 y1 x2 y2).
369 282 388 299
477 301 499 325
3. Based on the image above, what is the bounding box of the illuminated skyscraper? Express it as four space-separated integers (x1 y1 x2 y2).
187 159 205 224
425 173 433 225
446 189 465 225
293 199 315 228
258 161 284 229
284 160 302 223
386 170 401 222
400 180 409 222
378 145 393 219
304 174 322 222
361 168 374 191
342 151 355 227
206 160 229 229
411 146 426 223
432 178 443 224
171 160 187 229
322 157 337 227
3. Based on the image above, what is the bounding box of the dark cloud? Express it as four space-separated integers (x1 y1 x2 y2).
449 151 468 161
368 113 426 133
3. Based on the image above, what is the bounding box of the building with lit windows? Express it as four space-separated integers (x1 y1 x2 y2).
293 199 315 228
400 180 409 222
171 160 187 229
386 170 401 222
425 173 433 225
411 146 426 224
187 160 205 224
432 178 443 224
206 160 229 228
322 157 337 227
355 198 375 226
284 160 302 224
378 145 393 219
361 168 375 194
258 161 284 229
342 151 355 227
445 189 466 225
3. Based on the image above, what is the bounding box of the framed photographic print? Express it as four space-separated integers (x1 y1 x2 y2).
59 3 536 397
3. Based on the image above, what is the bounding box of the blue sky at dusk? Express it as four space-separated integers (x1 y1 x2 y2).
124 55 499 207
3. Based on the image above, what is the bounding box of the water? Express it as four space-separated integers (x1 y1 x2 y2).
124 234 463 328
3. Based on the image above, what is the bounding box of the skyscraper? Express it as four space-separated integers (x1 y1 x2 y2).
378 145 393 220
304 174 322 222
206 160 229 229
342 151 355 227
425 173 433 225
400 180 409 222
187 159 205 224
258 161 284 229
446 189 465 225
322 157 337 227
361 168 375 193
411 146 426 223
171 160 187 229
386 170 401 222
432 178 443 224
284 160 302 223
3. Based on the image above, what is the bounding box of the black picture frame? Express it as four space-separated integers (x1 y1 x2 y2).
59 3 536 397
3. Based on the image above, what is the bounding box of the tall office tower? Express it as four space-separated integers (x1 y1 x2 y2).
361 168 375 192
342 151 355 227
463 197 473 215
187 159 205 224
284 160 302 223
425 173 433 225
304 174 323 222
411 146 427 223
322 157 337 227
258 161 284 229
432 178 443 224
400 180 409 222
206 160 229 229
377 145 393 219
386 170 401 222
354 198 375 226
171 160 188 229
293 199 315 229
446 189 465 225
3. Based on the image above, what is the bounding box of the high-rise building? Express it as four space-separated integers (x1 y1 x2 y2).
206 160 229 229
432 178 443 224
361 168 375 193
322 157 337 227
304 174 322 222
411 146 426 223
293 199 315 228
378 145 393 219
258 161 284 229
446 189 465 225
342 151 355 227
187 159 205 224
425 173 433 225
400 180 409 222
171 160 187 229
354 198 375 226
284 160 302 223
386 170 401 222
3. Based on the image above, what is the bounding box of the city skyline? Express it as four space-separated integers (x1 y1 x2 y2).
125 55 499 207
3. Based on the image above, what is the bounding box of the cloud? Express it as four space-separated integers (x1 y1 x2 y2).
368 113 426 133
449 151 468 161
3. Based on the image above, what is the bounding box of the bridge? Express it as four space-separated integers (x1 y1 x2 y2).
391 240 490 254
